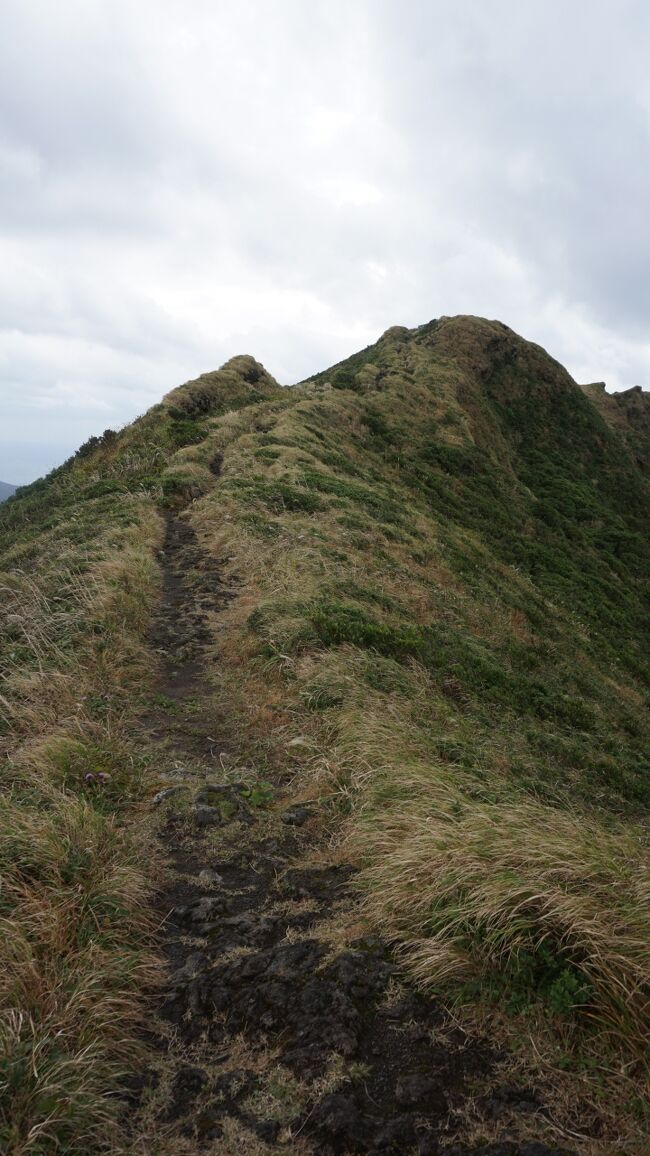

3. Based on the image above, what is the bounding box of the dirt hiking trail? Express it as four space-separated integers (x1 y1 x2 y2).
127 510 575 1156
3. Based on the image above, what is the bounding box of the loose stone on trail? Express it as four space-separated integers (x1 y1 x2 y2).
152 785 187 805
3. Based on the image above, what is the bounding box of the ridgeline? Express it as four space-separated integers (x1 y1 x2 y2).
1 317 648 1154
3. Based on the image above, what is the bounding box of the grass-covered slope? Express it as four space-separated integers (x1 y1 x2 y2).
186 317 650 1061
0 318 648 1150
0 357 279 1152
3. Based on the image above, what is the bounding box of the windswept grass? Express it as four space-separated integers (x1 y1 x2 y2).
0 499 163 1153
0 353 286 1152
1 317 648 1149
185 317 650 1145
342 708 650 1050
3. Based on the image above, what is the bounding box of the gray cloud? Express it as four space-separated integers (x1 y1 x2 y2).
1 0 649 483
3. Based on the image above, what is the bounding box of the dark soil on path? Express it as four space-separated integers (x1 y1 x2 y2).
128 511 577 1156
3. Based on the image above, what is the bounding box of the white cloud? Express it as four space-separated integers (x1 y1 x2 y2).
0 0 649 481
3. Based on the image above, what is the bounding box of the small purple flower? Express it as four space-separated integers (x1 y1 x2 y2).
84 773 96 783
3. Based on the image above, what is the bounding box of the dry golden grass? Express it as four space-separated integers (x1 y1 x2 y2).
349 739 650 1043
0 501 164 1153
2 318 647 1150
175 347 650 1147
311 682 650 1050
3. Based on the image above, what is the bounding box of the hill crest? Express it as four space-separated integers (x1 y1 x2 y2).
1 315 649 1152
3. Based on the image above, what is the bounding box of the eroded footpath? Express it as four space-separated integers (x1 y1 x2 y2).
127 511 574 1156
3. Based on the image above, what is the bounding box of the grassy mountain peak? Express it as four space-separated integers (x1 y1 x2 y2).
1 316 648 1152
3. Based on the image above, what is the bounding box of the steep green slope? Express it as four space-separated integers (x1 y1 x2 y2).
219 315 650 810
0 319 648 1151
308 317 649 690
183 317 650 1118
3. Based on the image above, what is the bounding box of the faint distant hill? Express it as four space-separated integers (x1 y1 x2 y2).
0 481 15 502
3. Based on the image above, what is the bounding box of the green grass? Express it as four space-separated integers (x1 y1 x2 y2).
187 316 650 1110
1 315 649 1150
0 355 288 1152
0 507 162 1154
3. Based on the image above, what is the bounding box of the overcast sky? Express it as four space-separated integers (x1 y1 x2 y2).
1 0 650 483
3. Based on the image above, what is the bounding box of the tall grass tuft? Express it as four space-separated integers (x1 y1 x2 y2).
350 752 650 1049
0 501 162 1153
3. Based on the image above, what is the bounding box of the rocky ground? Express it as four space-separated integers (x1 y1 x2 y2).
127 511 576 1155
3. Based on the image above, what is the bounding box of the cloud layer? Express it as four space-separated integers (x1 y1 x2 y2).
1 0 649 481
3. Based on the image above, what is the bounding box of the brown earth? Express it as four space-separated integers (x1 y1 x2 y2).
126 511 577 1156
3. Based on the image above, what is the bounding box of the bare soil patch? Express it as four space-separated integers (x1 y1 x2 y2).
128 512 574 1155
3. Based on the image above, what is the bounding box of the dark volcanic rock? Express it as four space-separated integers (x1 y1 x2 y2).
281 805 312 826
193 804 221 826
281 863 356 902
160 1066 208 1121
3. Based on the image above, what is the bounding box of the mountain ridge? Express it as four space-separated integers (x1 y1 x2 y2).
0 315 648 1153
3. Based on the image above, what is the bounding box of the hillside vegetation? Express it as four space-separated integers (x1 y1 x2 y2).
0 317 648 1152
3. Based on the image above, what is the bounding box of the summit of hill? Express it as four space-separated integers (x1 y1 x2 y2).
1 316 648 1154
